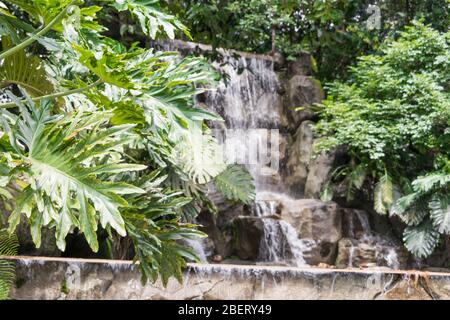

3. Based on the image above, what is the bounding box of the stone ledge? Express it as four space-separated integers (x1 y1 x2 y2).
4 256 450 300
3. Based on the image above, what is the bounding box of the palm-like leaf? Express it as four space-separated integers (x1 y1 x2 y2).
430 194 450 234
1 92 146 251
374 173 400 214
214 165 255 204
391 192 428 225
412 173 450 193
0 229 18 300
403 220 440 258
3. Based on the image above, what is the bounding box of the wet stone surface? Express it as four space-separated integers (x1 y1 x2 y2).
8 257 450 300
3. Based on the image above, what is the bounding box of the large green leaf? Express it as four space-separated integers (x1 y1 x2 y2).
403 220 440 258
374 173 400 215
2 92 146 251
112 0 190 39
0 38 53 96
214 165 255 204
430 195 450 234
391 192 427 226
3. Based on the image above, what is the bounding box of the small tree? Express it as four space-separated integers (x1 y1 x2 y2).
315 21 450 258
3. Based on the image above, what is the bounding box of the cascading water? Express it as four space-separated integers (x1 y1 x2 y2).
253 196 308 267
156 41 401 270
196 49 311 266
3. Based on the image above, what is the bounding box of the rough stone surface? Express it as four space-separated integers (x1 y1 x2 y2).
286 75 324 127
304 151 336 199
281 199 341 265
232 216 265 260
336 208 408 269
285 120 315 196
16 221 61 257
8 257 450 300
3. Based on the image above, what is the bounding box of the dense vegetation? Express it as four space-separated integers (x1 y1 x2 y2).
0 0 448 299
163 0 450 81
315 22 450 258
0 0 255 296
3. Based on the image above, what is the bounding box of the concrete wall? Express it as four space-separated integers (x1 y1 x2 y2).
6 256 450 300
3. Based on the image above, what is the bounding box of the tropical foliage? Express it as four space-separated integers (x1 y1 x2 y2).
315 22 450 258
0 0 254 284
162 0 450 81
0 229 18 299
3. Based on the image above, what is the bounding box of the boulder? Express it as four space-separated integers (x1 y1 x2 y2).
286 75 324 127
335 235 408 269
16 216 61 257
304 150 336 199
232 216 265 260
286 52 313 77
340 208 372 239
264 195 342 265
285 120 315 196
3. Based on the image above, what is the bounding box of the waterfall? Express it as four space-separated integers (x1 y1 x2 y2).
155 41 309 267
253 198 307 267
184 238 209 263
200 51 284 193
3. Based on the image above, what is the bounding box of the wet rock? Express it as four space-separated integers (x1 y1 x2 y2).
232 216 265 260
285 120 315 196
341 208 372 239
335 235 408 269
11 256 450 300
16 219 61 257
277 197 341 265
286 75 324 127
304 150 336 199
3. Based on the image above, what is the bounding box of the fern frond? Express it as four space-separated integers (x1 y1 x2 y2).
0 230 18 300
403 220 440 258
214 165 255 204
374 173 400 214
391 192 427 225
412 173 450 193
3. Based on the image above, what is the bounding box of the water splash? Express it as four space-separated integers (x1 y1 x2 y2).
253 197 307 267
184 238 209 263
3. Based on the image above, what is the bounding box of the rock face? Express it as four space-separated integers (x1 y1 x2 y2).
286 75 324 128
286 120 315 196
9 256 450 300
278 198 341 265
304 151 336 198
335 209 408 269
148 40 414 271
232 216 265 260
16 219 61 257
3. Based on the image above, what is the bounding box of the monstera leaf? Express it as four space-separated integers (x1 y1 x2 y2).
0 38 53 96
1 91 146 251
